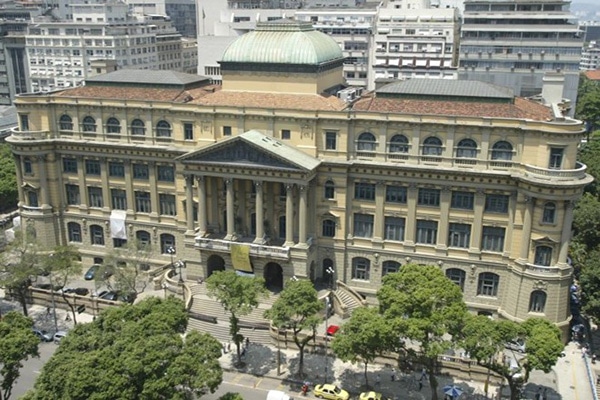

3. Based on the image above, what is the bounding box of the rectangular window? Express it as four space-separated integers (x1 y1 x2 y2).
485 194 509 213
353 213 374 238
113 238 127 248
223 126 232 136
19 114 29 131
354 182 376 201
386 186 407 203
27 191 38 207
85 159 101 175
325 131 337 150
184 123 193 140
65 184 80 205
111 189 127 210
135 191 151 213
418 188 440 206
281 129 291 140
451 191 474 210
481 226 505 252
416 220 438 244
88 187 103 208
23 158 33 174
384 216 405 241
133 163 149 180
549 147 564 169
448 223 471 248
159 194 176 216
108 162 125 177
63 158 78 173
157 165 175 182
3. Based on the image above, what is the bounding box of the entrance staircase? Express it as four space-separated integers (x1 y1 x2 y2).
333 285 365 318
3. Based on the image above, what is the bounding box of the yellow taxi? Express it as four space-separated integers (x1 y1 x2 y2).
313 384 350 400
359 391 386 400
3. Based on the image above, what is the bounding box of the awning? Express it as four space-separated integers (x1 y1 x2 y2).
110 210 127 239
231 243 253 273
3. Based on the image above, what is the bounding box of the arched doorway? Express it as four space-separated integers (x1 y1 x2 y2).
264 262 283 292
207 255 225 277
322 258 334 288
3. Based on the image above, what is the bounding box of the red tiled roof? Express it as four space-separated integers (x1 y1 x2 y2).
584 70 600 81
351 93 553 121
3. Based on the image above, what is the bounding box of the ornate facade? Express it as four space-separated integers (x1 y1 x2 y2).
7 19 591 330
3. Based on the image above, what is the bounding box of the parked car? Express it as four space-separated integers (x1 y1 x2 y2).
53 331 68 344
505 339 526 353
313 384 349 400
360 392 388 400
32 328 52 342
99 291 119 301
62 287 90 296
118 292 137 304
84 264 113 280
33 283 63 291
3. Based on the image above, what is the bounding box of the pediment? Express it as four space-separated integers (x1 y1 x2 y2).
178 131 320 172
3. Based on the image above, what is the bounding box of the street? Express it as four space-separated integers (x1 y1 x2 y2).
11 341 58 399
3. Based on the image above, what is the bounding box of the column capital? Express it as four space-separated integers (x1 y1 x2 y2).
285 183 294 193
225 178 233 187
298 184 307 192
254 180 263 188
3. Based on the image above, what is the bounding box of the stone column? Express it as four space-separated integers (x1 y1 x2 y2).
519 195 535 262
148 162 158 217
100 158 110 211
284 184 294 246
13 155 24 207
558 200 574 265
436 187 451 251
469 189 485 253
253 180 264 243
37 155 50 206
197 176 207 235
124 160 134 213
298 184 308 246
225 178 235 240
373 181 385 242
404 183 417 246
185 175 194 231
77 156 88 208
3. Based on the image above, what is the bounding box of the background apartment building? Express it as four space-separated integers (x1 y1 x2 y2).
459 0 583 115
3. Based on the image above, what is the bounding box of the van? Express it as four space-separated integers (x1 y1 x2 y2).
267 390 292 400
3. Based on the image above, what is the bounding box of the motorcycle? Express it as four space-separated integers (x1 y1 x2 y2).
301 383 309 396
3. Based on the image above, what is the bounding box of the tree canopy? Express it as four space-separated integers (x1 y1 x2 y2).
0 144 17 213
25 297 223 400
206 270 268 365
264 279 322 377
377 264 467 400
42 245 82 323
0 312 39 400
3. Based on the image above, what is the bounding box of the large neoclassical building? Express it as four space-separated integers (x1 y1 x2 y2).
7 19 591 329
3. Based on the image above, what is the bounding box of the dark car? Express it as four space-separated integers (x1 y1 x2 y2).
32 328 52 342
33 283 64 291
99 291 119 301
84 264 113 281
62 287 90 296
118 292 137 304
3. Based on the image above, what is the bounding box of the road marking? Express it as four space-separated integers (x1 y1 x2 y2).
254 378 263 388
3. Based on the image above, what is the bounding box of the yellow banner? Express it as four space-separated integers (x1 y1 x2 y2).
231 243 253 273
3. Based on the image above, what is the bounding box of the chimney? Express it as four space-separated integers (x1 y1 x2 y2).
541 72 564 106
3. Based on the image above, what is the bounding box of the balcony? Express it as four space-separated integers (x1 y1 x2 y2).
195 236 290 260
9 127 54 141
523 162 588 182
524 263 570 277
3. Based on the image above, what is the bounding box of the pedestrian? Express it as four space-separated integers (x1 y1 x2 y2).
241 347 246 358
420 367 427 381
46 306 50 316
391 368 396 382
541 388 547 400
65 313 71 321
534 388 541 400
418 380 423 391
246 337 250 347
227 342 231 353
375 374 381 386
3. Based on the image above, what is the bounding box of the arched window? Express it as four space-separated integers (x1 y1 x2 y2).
131 119 146 136
90 224 105 245
456 138 478 158
82 116 96 132
491 141 513 161
542 202 556 224
136 230 151 248
352 257 370 280
477 272 499 296
324 180 335 200
156 120 172 137
67 222 81 243
357 132 376 152
446 268 466 292
389 134 409 153
529 290 547 313
106 117 121 134
322 219 336 237
382 260 400 276
160 233 175 254
59 114 73 130
534 245 553 266
422 137 443 156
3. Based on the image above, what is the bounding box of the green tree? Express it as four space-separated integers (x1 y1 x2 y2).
25 297 223 400
0 230 42 316
218 393 244 400
0 144 17 213
577 140 600 196
42 245 82 324
331 307 394 388
264 279 323 377
576 76 600 134
377 264 467 400
572 193 600 249
206 270 268 366
0 312 39 400
578 248 600 321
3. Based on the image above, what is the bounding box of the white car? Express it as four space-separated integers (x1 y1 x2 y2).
53 331 68 344
505 339 526 353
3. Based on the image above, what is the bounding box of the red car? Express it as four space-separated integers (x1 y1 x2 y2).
326 325 340 336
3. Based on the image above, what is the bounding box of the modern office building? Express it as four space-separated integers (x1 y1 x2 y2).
126 0 197 37
459 0 583 115
8 20 590 332
580 41 600 71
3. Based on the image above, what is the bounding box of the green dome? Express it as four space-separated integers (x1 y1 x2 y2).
221 19 343 65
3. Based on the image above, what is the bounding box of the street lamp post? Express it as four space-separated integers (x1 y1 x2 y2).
175 260 185 284
161 282 168 299
326 266 335 290
166 246 176 269
324 296 331 382
47 254 58 333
